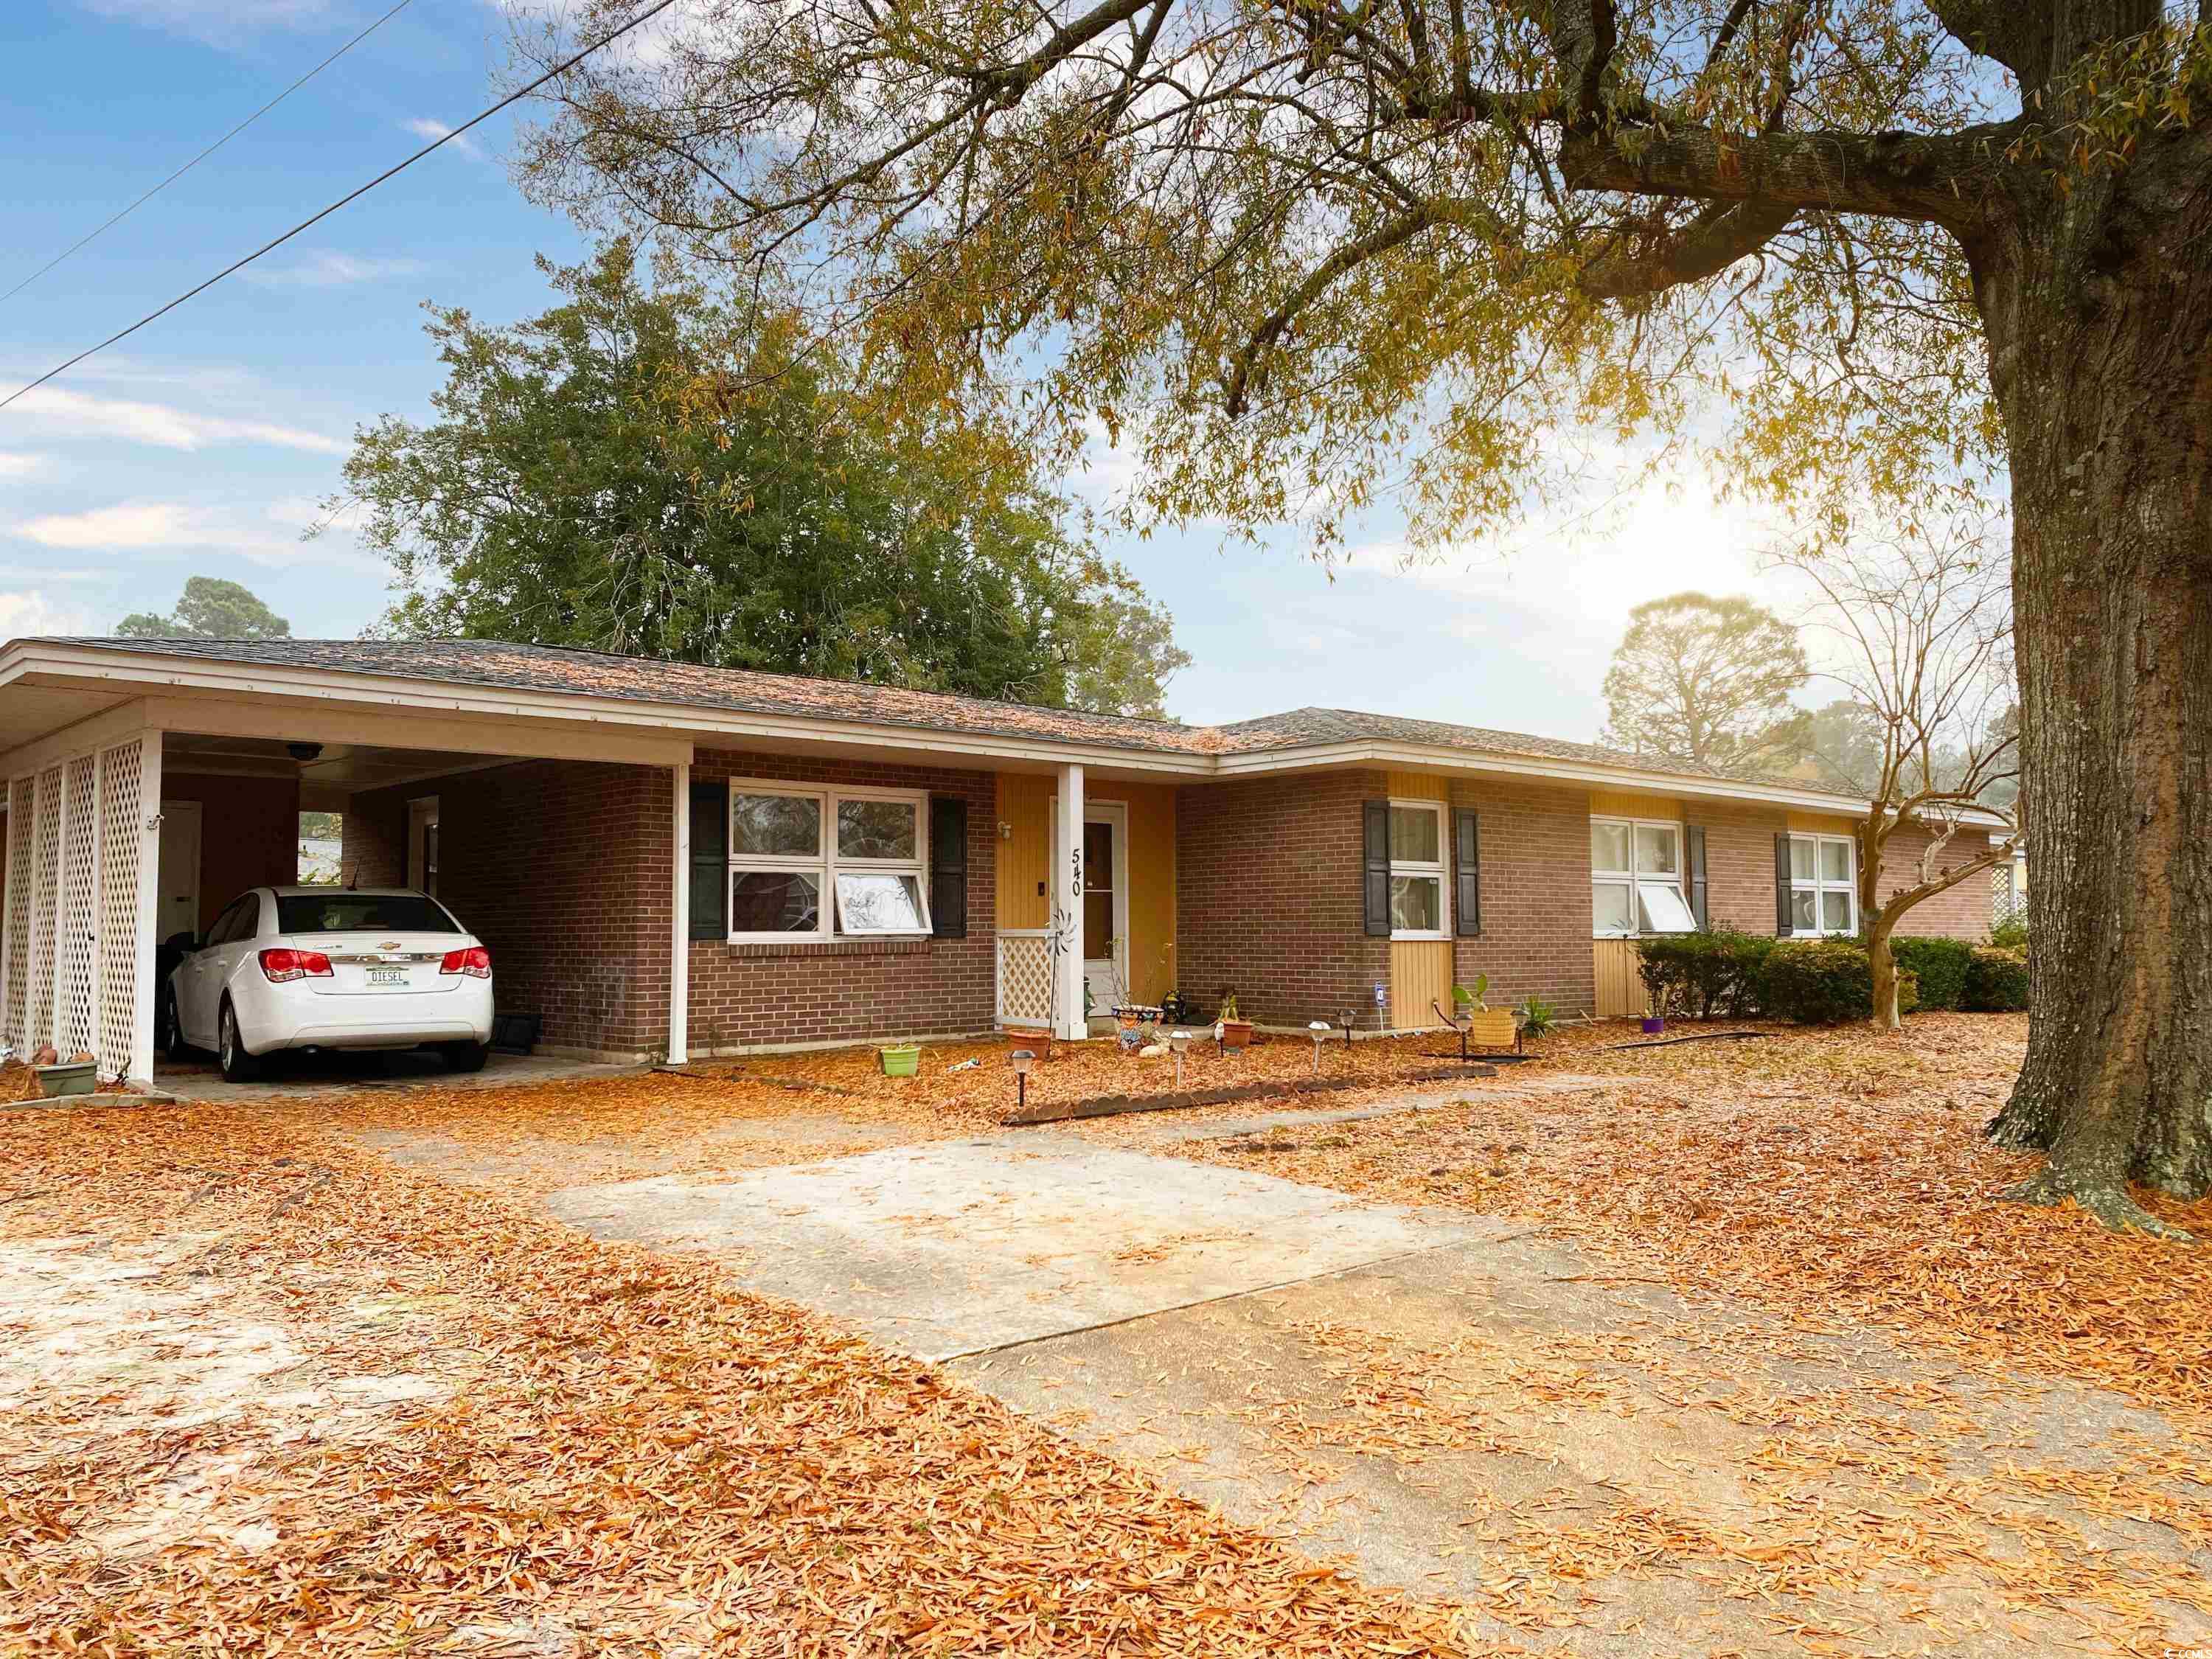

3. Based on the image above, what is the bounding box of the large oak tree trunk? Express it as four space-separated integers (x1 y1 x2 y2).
1977 178 2212 1233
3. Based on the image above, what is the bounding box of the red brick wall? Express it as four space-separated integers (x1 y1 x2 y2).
1876 824 1995 940
686 749 998 1052
1174 771 1394 1027
1694 800 1792 936
161 772 301 933
346 762 668 1056
1447 776 1599 1014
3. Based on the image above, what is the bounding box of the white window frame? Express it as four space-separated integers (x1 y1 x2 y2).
1591 815 1690 939
726 780 932 943
1790 832 1858 937
1387 797 1451 941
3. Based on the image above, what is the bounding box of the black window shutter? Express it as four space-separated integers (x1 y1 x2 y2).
1363 800 1391 937
1773 832 1794 936
1686 824 1709 931
689 780 728 941
931 795 968 939
1454 808 1482 937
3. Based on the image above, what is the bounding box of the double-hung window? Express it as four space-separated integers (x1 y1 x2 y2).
1387 799 1450 938
1788 833 1857 936
1592 816 1696 937
726 783 932 941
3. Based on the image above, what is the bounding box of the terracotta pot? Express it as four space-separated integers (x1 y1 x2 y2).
1217 1019 1254 1051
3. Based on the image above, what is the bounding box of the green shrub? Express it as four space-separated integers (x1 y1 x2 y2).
1989 914 2029 953
1888 935 1975 1011
1762 939 1919 1024
1635 929 1774 1019
1964 946 2030 1012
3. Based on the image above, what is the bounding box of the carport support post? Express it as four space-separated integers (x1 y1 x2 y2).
1054 762 1085 1041
131 730 163 1085
668 760 689 1065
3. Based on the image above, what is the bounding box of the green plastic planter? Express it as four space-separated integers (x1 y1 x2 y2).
879 1044 922 1077
35 1061 97 1098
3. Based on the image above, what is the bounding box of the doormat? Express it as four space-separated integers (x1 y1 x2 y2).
1004 1064 1492 1127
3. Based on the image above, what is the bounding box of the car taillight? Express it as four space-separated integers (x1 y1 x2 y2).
260 947 333 983
439 945 491 979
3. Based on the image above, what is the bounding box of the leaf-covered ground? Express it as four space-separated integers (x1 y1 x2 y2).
1182 1014 2212 1417
7 1012 2208 1655
0 1102 1486 1655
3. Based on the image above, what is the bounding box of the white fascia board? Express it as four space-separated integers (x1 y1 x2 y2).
1211 740 1885 817
0 642 1212 777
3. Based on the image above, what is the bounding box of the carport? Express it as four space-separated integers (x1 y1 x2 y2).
0 640 694 1085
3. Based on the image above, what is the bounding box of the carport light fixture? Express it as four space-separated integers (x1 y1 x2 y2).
287 741 323 763
1009 1048 1036 1113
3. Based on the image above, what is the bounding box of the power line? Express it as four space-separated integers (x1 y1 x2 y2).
1 0 420 308
1 0 684 413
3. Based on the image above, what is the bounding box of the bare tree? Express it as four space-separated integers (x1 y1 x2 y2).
1778 521 2020 1032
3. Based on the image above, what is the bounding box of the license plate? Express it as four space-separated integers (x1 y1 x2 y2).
368 967 409 987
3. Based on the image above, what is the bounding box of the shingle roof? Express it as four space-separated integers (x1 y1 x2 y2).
37 635 1851 799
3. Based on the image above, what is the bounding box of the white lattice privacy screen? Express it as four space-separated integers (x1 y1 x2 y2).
995 931 1054 1027
1 735 157 1079
97 740 148 1079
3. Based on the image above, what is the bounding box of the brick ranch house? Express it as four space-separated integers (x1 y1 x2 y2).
0 636 1999 1081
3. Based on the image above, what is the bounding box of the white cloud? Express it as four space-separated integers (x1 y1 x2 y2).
10 498 379 574
4 386 347 456
0 591 97 639
0 453 44 480
240 251 428 289
79 1 335 41
405 118 486 163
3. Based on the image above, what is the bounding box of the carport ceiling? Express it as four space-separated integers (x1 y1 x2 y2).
166 732 505 796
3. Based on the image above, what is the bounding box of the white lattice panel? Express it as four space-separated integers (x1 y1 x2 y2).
996 933 1054 1026
56 754 100 1061
97 740 145 1079
25 765 63 1050
3 778 33 1048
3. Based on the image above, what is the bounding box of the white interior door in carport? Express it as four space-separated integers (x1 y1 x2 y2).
157 800 201 942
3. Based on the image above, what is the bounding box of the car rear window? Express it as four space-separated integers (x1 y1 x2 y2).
274 894 461 935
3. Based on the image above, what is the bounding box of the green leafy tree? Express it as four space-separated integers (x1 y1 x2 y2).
116 577 291 640
514 0 2212 1231
1601 594 1809 772
337 246 1188 714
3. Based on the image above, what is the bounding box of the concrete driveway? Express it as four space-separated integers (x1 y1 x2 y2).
405 1093 2210 1656
544 1133 1509 1360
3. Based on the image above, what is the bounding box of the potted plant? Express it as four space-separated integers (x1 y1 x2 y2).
1640 987 1669 1036
879 1040 922 1077
1215 991 1254 1051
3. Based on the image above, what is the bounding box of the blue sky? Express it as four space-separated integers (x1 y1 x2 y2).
0 0 1792 740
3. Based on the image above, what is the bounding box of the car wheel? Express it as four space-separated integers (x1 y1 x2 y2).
218 1000 261 1083
440 1040 490 1074
161 987 191 1061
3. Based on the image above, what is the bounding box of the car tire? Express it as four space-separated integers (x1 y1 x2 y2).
161 987 191 1061
440 1040 490 1074
218 1000 262 1083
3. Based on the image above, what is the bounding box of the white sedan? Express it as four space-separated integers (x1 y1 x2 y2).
166 886 495 1082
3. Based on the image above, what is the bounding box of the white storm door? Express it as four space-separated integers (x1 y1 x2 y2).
157 801 202 945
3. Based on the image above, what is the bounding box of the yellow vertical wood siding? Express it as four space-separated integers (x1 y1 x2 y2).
993 773 1178 1005
1385 771 1450 802
1592 938 1649 1018
1786 810 1858 835
1389 940 1453 1030
1589 788 1684 821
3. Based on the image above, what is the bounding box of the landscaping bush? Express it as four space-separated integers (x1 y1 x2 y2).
1888 935 1975 1011
1989 914 2029 953
1635 929 1774 1018
1964 945 2031 1012
1761 939 1919 1024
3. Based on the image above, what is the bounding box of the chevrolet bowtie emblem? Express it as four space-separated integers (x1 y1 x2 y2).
378 940 403 950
